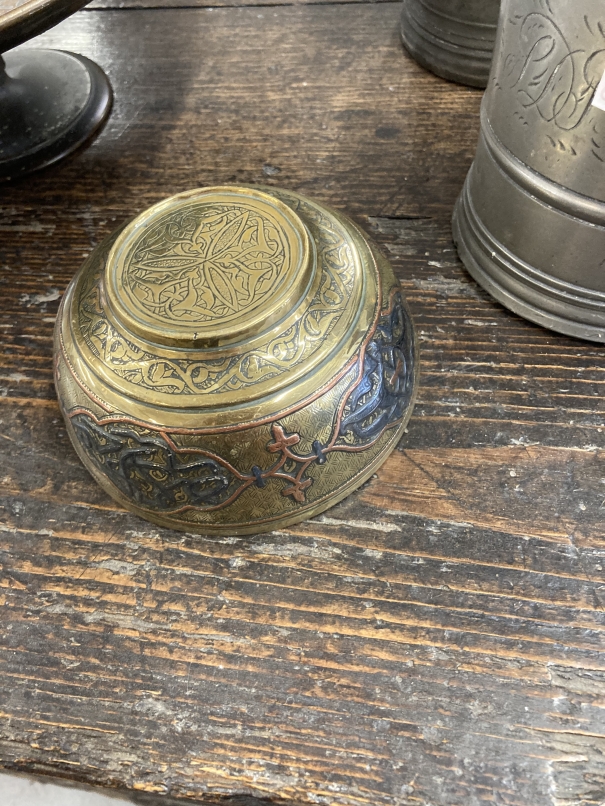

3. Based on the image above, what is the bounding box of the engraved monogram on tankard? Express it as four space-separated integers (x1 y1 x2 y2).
453 0 605 341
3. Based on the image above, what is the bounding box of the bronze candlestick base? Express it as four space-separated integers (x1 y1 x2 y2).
0 0 113 180
0 48 112 180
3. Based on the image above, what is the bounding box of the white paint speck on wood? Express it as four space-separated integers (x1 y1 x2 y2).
0 772 133 806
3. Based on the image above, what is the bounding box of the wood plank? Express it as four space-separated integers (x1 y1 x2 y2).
89 0 394 9
0 4 604 806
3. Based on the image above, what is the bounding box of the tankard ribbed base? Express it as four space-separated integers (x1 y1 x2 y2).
400 0 499 88
453 175 605 343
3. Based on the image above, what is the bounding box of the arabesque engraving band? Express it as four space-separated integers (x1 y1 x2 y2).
66 289 414 520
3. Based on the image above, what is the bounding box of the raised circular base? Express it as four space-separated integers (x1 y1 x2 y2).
400 1 498 88
452 183 605 343
0 48 112 180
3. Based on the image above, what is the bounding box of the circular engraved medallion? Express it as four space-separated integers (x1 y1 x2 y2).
105 187 313 347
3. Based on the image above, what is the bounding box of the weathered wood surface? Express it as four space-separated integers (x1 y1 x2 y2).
1 3 605 805
89 0 393 9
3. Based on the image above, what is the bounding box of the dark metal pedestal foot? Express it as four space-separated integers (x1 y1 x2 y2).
0 47 112 181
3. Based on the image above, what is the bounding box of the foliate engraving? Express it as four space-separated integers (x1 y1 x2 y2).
70 291 414 515
71 415 240 510
77 196 356 397
124 204 289 325
339 293 412 442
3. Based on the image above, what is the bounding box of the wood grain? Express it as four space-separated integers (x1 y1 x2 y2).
89 0 394 9
1 3 605 806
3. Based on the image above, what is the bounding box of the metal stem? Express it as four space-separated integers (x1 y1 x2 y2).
0 55 7 88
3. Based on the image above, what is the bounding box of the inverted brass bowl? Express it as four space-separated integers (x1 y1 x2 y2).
54 186 418 535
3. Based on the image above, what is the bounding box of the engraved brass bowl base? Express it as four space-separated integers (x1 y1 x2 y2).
55 186 418 535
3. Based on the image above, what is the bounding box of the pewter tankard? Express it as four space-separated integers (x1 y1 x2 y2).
453 0 605 341
400 0 501 88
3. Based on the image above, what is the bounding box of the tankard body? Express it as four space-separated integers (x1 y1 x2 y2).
453 0 605 340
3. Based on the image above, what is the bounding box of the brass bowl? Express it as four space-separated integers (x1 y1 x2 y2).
54 186 418 535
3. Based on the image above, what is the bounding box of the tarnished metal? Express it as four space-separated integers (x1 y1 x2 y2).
0 0 112 179
400 0 501 88
54 186 418 536
453 0 605 341
0 0 89 53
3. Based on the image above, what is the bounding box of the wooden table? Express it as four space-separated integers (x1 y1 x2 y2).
1 2 604 804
